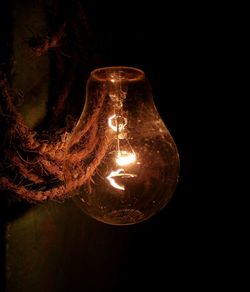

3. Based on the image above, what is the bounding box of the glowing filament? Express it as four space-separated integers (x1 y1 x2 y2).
108 114 127 133
116 151 136 166
107 114 137 190
106 169 136 191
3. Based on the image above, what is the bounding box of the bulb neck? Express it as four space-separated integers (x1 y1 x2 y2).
90 66 145 82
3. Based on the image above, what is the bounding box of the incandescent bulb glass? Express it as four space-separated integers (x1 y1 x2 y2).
64 67 179 225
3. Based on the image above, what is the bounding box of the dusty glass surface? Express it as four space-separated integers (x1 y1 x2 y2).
65 67 179 225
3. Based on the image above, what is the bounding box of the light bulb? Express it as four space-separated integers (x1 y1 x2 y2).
64 67 179 225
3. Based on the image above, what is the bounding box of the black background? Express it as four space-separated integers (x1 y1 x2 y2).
89 1 228 289
0 0 228 291
77 1 216 289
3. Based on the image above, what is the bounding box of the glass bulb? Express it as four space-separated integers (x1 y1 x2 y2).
64 67 179 225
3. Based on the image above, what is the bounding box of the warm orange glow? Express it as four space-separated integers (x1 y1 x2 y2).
107 114 137 190
116 151 136 166
108 114 126 133
106 169 136 191
108 114 117 132
106 169 125 190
